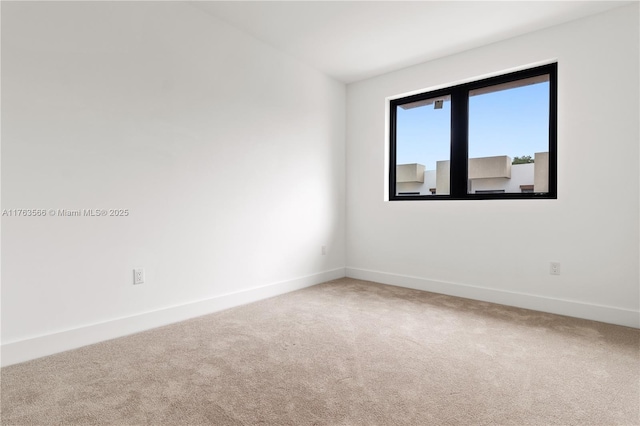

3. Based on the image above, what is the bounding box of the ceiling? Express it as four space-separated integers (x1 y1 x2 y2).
193 1 632 84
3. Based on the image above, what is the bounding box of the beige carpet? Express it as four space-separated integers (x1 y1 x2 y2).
2 277 639 425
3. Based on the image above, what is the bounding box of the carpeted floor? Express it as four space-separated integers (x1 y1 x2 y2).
2 277 639 425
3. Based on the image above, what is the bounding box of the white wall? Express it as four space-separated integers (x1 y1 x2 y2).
1 2 346 365
346 5 639 327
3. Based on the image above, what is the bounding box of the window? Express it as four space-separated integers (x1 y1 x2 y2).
389 63 557 200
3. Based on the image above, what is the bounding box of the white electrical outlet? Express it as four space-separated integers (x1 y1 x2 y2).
321 245 326 255
550 262 561 275
134 268 145 285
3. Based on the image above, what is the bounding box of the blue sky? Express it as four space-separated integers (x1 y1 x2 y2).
396 82 549 170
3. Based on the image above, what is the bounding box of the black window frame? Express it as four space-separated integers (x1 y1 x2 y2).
389 63 557 201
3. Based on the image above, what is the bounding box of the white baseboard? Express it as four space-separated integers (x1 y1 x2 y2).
1 268 346 367
346 267 640 329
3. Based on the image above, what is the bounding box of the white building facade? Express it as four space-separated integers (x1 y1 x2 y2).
397 152 548 195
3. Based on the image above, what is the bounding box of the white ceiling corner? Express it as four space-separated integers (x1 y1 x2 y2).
192 1 633 83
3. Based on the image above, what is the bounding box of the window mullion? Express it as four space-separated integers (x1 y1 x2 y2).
450 88 469 198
